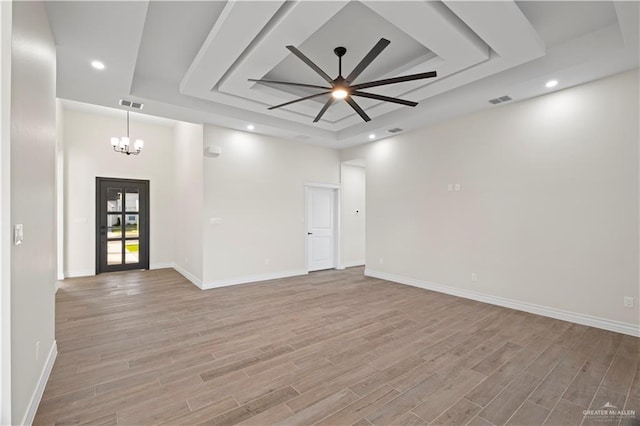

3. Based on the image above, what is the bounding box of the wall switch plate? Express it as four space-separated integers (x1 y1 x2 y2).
447 184 453 192
471 273 477 282
14 224 23 245
623 296 634 308
454 184 461 192
379 258 384 265
209 217 223 225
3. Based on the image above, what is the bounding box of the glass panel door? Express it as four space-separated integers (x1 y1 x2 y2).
96 178 149 273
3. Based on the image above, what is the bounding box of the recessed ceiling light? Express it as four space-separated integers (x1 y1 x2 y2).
91 60 105 70
368 134 375 139
545 80 558 88
246 124 255 131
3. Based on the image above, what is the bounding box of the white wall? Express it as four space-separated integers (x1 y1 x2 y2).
55 100 64 281
0 1 12 422
63 108 175 276
9 1 57 423
173 121 204 285
202 125 340 286
342 69 640 334
340 163 366 268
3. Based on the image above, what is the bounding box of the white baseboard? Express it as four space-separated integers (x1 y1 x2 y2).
21 340 57 426
150 262 174 270
172 263 203 289
202 270 308 290
63 269 94 279
365 269 640 337
342 260 365 269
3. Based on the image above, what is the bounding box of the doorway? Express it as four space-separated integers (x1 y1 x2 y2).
96 177 149 274
305 184 339 272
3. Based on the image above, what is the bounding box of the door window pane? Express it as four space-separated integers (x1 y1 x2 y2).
125 191 139 212
107 188 122 212
107 214 123 238
107 240 122 265
125 239 139 264
125 215 139 237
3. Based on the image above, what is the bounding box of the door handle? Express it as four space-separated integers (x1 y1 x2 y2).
307 232 313 235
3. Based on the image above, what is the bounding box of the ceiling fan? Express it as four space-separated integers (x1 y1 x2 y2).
249 38 437 123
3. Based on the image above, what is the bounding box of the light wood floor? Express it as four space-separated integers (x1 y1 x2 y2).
35 267 639 425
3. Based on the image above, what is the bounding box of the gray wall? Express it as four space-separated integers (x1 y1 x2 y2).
10 1 57 422
342 69 640 331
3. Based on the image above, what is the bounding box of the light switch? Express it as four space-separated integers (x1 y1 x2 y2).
14 224 23 245
454 184 461 192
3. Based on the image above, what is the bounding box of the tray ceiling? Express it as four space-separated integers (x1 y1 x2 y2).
46 1 639 148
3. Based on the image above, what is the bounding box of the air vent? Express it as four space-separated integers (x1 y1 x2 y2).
119 99 144 110
387 127 403 134
488 95 512 105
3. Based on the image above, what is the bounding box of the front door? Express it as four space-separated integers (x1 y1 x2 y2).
96 177 149 273
306 187 336 271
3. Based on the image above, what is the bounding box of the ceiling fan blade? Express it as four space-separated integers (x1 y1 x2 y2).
268 91 331 110
286 45 334 84
313 97 335 122
346 38 390 84
248 79 331 90
345 97 371 122
350 71 437 90
351 91 418 107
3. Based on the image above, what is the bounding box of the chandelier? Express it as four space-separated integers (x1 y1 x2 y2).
110 110 143 155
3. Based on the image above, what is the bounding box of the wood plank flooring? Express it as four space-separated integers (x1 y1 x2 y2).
34 267 639 425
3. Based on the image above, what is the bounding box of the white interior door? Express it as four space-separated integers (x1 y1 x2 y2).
307 187 336 271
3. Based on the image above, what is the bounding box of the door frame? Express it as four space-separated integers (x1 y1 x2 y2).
304 182 341 272
95 177 150 274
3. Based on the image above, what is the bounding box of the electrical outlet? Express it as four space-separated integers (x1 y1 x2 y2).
36 341 40 361
264 258 270 265
379 258 384 265
471 273 477 282
623 296 634 308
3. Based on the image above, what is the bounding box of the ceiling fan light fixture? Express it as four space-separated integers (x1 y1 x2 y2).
250 38 437 123
332 88 348 99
